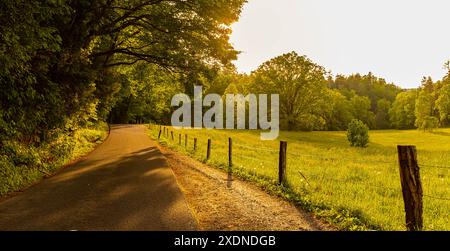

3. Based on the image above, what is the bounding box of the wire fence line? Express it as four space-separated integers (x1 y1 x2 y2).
288 152 398 166
419 163 450 170
423 194 450 201
295 170 450 202
152 125 450 203
234 154 275 164
155 125 450 169
234 143 279 153
155 126 450 172
294 171 401 193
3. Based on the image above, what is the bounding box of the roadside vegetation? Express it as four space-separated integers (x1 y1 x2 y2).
0 122 108 197
149 125 450 231
1 1 245 195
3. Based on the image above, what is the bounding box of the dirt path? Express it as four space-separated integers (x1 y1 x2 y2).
158 145 332 231
0 125 197 231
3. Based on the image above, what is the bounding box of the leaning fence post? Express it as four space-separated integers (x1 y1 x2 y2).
206 139 211 160
397 145 423 231
158 130 162 140
279 141 287 185
171 131 174 141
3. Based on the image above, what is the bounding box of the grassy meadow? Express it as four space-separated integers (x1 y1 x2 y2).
148 125 450 231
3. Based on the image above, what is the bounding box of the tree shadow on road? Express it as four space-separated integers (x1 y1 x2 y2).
0 145 197 231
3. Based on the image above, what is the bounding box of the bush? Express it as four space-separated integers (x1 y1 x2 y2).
347 119 369 147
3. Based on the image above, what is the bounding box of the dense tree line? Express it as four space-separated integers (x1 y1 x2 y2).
0 0 246 146
213 52 450 132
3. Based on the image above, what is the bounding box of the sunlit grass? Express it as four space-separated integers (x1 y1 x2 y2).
148 125 450 231
0 122 109 196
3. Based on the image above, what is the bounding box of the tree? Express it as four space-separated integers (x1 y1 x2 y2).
349 95 375 129
0 0 246 143
110 63 184 124
328 72 400 129
435 68 450 126
389 90 417 129
375 99 392 129
415 77 439 131
329 73 401 111
251 51 329 131
323 89 354 131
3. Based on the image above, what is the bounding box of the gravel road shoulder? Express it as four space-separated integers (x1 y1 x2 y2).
157 144 333 231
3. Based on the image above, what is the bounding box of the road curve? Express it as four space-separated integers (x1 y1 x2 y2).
0 125 197 231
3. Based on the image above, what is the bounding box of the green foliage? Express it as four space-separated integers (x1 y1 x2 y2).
347 119 370 147
250 51 329 131
435 78 450 126
349 96 376 129
111 63 184 124
0 0 246 144
375 99 392 129
0 122 108 197
389 90 417 129
330 73 401 109
415 78 439 131
323 90 354 131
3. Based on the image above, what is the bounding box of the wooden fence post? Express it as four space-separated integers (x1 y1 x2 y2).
279 141 287 185
206 139 211 160
227 137 233 188
158 130 162 140
194 138 197 152
171 131 174 141
397 145 423 231
185 135 188 148
179 134 182 145
228 138 233 172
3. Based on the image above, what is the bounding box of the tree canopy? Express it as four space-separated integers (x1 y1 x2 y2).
0 0 246 143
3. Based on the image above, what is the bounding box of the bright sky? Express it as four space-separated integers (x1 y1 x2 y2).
230 0 450 88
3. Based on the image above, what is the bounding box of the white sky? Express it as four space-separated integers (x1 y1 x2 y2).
230 0 450 88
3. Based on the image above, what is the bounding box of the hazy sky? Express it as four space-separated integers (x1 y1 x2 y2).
230 0 450 88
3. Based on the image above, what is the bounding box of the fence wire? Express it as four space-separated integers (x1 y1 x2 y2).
234 143 279 153
153 127 450 202
419 163 450 170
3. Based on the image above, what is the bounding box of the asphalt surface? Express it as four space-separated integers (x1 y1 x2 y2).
0 125 197 231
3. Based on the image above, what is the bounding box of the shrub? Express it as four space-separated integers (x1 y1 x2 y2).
347 119 369 147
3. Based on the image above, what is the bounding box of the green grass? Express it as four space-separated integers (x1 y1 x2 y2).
148 125 450 231
0 122 109 197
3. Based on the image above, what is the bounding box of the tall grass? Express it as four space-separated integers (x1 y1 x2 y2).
149 125 450 231
0 122 109 197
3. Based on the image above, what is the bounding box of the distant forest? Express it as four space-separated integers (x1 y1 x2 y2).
114 51 449 132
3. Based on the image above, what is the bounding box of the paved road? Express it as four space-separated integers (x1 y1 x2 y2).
0 125 197 231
